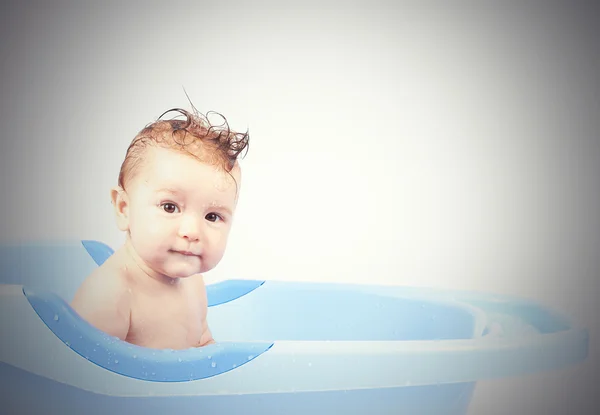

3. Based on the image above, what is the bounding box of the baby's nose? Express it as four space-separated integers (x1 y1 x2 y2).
178 215 203 241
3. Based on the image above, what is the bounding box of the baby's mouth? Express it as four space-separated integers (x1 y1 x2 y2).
172 250 200 257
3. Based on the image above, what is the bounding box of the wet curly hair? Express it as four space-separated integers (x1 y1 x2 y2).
117 106 249 191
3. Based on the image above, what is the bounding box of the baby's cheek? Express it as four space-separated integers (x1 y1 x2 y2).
131 215 171 249
205 231 228 262
139 213 170 236
214 227 231 246
144 221 166 237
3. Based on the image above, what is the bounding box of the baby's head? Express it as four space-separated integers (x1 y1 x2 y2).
111 108 249 282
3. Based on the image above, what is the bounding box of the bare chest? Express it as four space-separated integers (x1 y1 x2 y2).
126 288 206 349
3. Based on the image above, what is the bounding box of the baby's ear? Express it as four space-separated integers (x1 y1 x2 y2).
110 186 130 232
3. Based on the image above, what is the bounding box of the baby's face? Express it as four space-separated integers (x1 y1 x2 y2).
122 146 240 280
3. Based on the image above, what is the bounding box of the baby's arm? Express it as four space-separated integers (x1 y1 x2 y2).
200 321 216 346
70 270 131 340
197 275 216 346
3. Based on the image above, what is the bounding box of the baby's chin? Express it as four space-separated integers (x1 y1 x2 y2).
163 262 206 279
161 266 202 280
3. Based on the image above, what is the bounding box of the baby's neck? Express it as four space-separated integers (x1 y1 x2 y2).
119 241 181 288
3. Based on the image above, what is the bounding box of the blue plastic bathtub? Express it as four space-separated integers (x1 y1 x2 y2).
0 240 589 415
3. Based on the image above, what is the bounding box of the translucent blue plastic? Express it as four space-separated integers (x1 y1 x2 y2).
0 240 589 415
0 240 104 301
206 279 265 306
23 286 273 382
0 361 475 415
81 239 114 266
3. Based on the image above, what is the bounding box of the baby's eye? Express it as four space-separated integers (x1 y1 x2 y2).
161 202 180 214
205 212 222 223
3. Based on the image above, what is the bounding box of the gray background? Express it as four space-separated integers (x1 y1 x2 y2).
1 1 598 413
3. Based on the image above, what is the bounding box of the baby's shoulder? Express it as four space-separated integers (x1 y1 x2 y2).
70 256 132 339
186 274 208 300
75 261 131 301
185 273 206 290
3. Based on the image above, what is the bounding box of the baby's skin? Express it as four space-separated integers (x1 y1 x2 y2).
72 142 242 349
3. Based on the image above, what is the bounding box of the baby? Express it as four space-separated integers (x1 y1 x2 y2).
71 107 249 350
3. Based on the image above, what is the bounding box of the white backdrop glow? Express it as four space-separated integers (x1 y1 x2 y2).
1 2 598 413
